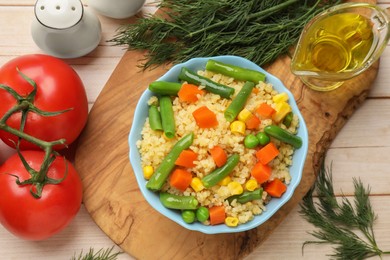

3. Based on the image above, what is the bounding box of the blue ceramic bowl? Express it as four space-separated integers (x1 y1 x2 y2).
129 55 309 234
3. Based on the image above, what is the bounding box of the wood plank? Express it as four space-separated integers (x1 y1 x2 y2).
1 196 388 260
74 1 382 258
330 99 390 148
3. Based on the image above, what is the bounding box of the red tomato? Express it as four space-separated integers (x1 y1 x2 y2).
0 54 88 150
0 151 83 240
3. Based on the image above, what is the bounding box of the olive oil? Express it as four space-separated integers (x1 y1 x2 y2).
292 13 374 74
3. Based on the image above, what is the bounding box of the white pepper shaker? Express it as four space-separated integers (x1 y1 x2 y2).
88 0 146 19
31 0 102 59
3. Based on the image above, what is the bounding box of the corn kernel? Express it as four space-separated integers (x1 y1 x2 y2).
225 217 239 227
218 176 231 186
230 121 246 135
143 166 154 180
190 177 205 192
272 101 292 123
245 179 258 191
228 181 243 195
237 108 253 122
272 92 289 103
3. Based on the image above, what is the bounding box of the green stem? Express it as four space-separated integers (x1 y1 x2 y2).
0 71 70 198
187 0 300 38
38 147 53 183
0 122 66 150
0 100 29 123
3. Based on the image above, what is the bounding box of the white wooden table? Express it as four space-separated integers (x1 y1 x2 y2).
0 1 390 259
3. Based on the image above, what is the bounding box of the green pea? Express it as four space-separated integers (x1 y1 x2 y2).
196 206 210 222
256 132 270 146
182 210 196 224
244 134 259 148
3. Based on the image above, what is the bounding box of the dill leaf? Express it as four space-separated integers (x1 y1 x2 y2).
300 163 390 260
110 0 342 69
71 246 122 260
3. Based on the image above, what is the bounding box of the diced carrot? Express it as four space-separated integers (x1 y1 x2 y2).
209 205 226 225
256 103 276 118
192 106 218 128
255 142 279 165
252 87 260 94
178 83 205 103
169 168 193 192
175 149 198 168
209 145 227 167
264 178 287 198
245 114 261 130
251 162 271 184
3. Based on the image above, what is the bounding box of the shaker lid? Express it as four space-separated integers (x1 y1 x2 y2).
34 0 83 29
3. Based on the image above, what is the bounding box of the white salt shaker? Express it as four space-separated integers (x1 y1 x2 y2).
31 0 102 59
88 0 146 19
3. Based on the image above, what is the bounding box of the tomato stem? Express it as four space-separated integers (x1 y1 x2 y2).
0 71 71 198
0 122 66 150
0 100 29 123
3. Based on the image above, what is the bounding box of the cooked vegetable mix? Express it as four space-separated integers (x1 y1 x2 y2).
201 154 240 189
149 81 182 95
264 125 302 148
159 193 199 210
206 59 266 83
146 133 194 191
159 96 176 139
178 67 235 99
138 60 304 227
227 189 263 204
224 81 255 122
148 105 163 131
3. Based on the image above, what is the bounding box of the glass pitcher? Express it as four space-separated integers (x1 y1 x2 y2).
291 2 390 91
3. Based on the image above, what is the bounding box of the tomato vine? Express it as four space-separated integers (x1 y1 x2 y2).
0 70 70 198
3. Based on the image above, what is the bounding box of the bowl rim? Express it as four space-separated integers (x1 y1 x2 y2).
129 55 309 234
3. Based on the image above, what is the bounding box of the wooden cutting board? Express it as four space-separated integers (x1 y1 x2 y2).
75 1 378 259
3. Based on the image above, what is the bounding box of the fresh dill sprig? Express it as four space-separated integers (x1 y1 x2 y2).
300 163 390 260
110 0 342 69
71 246 122 260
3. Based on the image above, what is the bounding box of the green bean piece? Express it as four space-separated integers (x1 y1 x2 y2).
196 206 210 222
182 210 196 223
178 67 235 99
244 134 259 149
201 154 240 188
159 96 175 139
148 105 163 131
146 133 194 191
148 81 182 95
283 112 293 128
227 188 263 204
206 59 266 83
224 81 255 122
256 132 270 146
264 125 302 149
159 193 199 210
